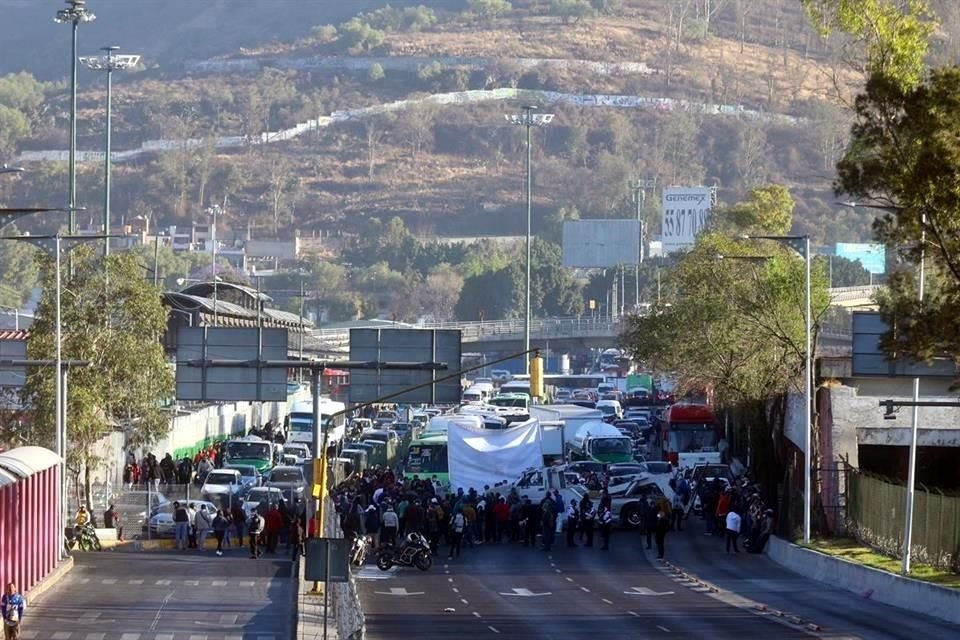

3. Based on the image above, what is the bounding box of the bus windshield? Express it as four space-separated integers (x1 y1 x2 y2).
227 441 271 459
289 413 312 433
592 437 632 456
668 426 718 453
406 443 448 474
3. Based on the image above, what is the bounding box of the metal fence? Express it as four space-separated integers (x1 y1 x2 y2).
67 479 302 540
847 469 960 571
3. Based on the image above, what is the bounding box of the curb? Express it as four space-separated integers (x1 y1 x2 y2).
26 556 74 603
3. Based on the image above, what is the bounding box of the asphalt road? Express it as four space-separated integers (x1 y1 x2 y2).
357 531 812 639
23 546 293 640
655 515 960 640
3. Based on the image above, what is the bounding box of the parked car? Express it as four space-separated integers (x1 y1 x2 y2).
490 369 513 384
113 491 169 530
224 463 262 492
145 499 218 538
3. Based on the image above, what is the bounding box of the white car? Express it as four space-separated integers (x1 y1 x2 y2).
283 443 311 465
201 469 243 499
146 500 219 538
490 370 512 384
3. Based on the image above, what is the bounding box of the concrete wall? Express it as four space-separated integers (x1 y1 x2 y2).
767 535 960 625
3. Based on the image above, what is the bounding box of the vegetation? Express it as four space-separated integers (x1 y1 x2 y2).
808 537 960 585
16 248 173 510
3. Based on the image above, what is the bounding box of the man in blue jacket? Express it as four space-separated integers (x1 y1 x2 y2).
2 581 26 640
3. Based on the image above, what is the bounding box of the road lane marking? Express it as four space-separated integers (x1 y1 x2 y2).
460 598 469 604
374 587 425 596
184 580 199 586
452 587 459 593
149 591 175 632
84 634 105 640
565 577 574 582
627 611 639 617
447 577 454 582
239 581 255 587
580 587 591 593
657 625 671 632
554 569 561 573
52 634 72 640
156 635 175 640
488 625 500 634
473 612 482 618
127 579 144 585
499 588 551 597
624 587 673 596
155 580 171 586
78 578 90 584
189 635 208 640
212 580 227 586
602 598 613 604
219 614 239 624
119 634 140 640
101 578 117 585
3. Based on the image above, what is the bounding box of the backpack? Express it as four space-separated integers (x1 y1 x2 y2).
2 595 21 625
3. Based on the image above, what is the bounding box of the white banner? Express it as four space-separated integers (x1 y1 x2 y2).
662 186 713 252
448 419 544 493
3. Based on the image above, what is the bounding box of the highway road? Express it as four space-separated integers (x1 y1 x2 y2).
357 535 810 639
22 548 293 640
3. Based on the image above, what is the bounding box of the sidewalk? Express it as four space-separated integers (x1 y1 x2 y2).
642 512 960 639
296 556 340 640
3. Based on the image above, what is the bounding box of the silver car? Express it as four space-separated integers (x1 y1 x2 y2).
264 465 306 502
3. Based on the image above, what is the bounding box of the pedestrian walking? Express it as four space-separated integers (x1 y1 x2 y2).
212 509 229 556
247 511 265 559
654 509 669 559
725 508 742 553
172 501 190 551
1 582 25 640
195 505 212 549
671 491 685 531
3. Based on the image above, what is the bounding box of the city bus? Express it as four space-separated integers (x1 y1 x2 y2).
287 398 347 451
404 431 449 487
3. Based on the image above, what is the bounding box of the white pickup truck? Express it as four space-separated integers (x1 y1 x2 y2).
498 466 586 508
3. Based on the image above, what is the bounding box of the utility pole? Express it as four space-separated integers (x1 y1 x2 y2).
632 177 656 307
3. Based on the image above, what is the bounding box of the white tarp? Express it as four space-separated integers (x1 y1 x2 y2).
448 418 544 492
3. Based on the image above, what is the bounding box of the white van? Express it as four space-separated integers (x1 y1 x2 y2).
470 381 495 400
462 387 484 404
596 399 623 420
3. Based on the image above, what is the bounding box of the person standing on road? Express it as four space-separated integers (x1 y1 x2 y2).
264 504 283 554
671 491 685 532
231 502 246 547
172 501 190 551
641 497 657 550
715 487 732 538
186 503 199 549
195 505 212 549
566 499 579 547
540 499 556 552
381 504 399 547
579 496 595 548
364 505 381 549
521 497 538 548
448 507 466 559
212 509 229 556
1 582 25 640
598 505 613 551
725 508 742 554
103 504 122 541
750 509 774 554
247 511 265 558
654 509 670 559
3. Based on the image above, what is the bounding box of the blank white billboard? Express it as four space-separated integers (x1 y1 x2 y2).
662 186 713 252
562 220 641 268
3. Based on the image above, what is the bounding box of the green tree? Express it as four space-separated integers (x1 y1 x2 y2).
721 184 795 235
834 66 960 365
18 248 173 508
0 233 39 308
800 0 935 91
368 62 386 82
817 254 872 287
455 268 514 320
550 0 596 24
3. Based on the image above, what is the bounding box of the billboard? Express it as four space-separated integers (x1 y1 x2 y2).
851 312 955 378
561 220 641 268
175 327 290 401
662 186 713 252
835 243 886 274
349 328 460 404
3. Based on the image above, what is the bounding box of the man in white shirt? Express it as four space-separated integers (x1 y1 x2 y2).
725 508 742 553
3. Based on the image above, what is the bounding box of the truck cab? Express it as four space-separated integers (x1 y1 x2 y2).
508 466 586 507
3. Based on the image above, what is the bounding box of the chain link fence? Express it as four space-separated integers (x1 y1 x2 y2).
847 469 960 571
67 478 304 540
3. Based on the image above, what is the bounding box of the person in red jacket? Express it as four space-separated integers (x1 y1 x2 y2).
264 504 283 554
492 496 510 543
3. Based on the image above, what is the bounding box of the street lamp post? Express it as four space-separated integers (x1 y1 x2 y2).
839 200 923 573
55 0 96 235
80 47 141 256
505 105 553 374
745 234 813 544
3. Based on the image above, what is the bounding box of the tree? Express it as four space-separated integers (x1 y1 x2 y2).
418 263 465 322
817 254 872 287
0 232 38 308
368 63 386 82
834 66 960 365
264 154 294 235
721 184 795 236
800 0 936 92
456 268 514 320
550 0 596 24
468 0 512 21
18 248 173 509
364 114 394 179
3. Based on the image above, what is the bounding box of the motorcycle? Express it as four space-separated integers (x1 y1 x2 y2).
69 522 102 552
350 533 370 567
375 532 432 571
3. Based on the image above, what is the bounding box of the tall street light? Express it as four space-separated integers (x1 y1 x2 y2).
81 47 141 257
506 105 553 374
839 200 923 573
744 233 812 544
55 0 96 235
